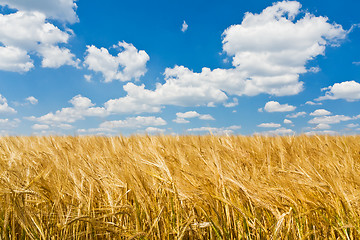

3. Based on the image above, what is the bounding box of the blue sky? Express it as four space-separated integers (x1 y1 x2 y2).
0 0 359 136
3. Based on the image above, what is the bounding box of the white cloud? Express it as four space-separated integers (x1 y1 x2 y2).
256 127 294 136
38 45 80 68
32 124 49 130
314 123 331 129
104 87 163 114
347 123 359 128
0 11 78 71
0 11 69 48
145 127 165 134
0 95 16 114
173 111 215 123
173 118 189 124
207 102 216 107
284 119 293 124
77 121 167 135
310 109 331 116
32 130 65 136
308 115 353 125
286 111 306 118
264 101 296 112
353 62 360 66
76 128 114 134
104 66 231 114
187 125 241 135
176 111 200 119
227 125 242 130
223 98 238 108
27 95 107 124
0 46 33 72
317 81 360 101
57 123 73 130
69 95 95 109
84 74 92 82
181 20 188 32
308 67 320 73
0 0 78 23
104 1 347 114
221 0 346 96
84 41 150 83
199 114 215 120
13 96 38 107
305 101 322 105
305 130 338 135
99 116 166 129
32 123 72 131
0 118 20 128
105 67 228 114
257 123 281 128
25 96 38 105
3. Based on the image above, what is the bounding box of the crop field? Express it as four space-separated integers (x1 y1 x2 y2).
1 135 360 239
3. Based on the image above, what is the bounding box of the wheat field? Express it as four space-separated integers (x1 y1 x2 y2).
1 135 360 239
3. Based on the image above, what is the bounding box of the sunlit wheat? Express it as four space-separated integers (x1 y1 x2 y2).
1 135 360 239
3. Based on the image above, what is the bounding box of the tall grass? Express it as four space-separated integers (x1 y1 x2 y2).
1 135 360 239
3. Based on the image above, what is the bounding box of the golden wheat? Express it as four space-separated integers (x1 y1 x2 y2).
1 135 360 239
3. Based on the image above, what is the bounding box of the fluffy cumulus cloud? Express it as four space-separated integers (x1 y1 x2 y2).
317 81 360 101
104 1 347 114
0 94 16 114
175 111 200 119
283 119 293 124
25 96 38 105
187 125 241 135
0 46 33 72
145 127 166 134
173 111 215 123
257 123 281 128
221 0 346 96
0 10 79 71
310 109 331 116
104 66 229 114
38 45 80 68
84 42 150 82
0 0 78 23
27 95 107 125
264 101 296 112
224 98 238 108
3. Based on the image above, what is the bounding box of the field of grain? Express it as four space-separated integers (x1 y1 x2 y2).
1 135 360 239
